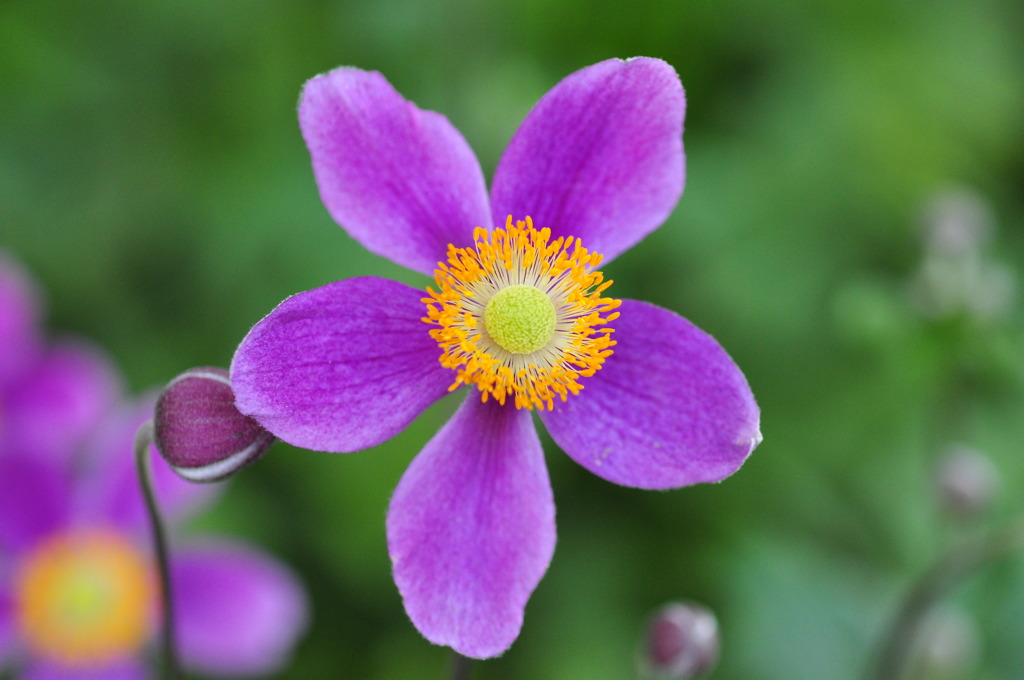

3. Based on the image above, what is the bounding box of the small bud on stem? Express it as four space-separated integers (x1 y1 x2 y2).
154 367 274 482
639 602 720 680
935 445 998 520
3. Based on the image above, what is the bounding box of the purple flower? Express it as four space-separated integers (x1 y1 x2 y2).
232 57 761 658
0 253 118 465
0 399 308 679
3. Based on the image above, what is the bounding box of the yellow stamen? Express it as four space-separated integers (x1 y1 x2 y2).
423 216 620 410
15 529 155 667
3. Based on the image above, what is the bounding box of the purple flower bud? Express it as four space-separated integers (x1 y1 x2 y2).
640 602 719 680
154 367 274 483
935 445 998 519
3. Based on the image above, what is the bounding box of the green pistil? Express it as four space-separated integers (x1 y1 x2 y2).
484 284 556 354
57 566 108 623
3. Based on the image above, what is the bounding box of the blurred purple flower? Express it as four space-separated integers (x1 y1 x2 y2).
0 396 308 679
232 58 761 658
0 254 118 465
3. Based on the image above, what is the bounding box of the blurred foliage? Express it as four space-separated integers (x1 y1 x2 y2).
3 0 1024 678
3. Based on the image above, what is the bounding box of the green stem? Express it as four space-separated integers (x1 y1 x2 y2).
866 520 1024 680
135 420 183 680
450 652 472 680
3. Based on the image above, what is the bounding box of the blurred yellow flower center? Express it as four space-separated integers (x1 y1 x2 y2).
484 284 556 354
423 216 620 410
15 529 155 667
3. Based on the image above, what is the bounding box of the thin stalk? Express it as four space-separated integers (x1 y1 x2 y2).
450 651 472 680
866 520 1024 680
135 420 183 680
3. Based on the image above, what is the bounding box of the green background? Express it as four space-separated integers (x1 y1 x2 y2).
3 0 1024 677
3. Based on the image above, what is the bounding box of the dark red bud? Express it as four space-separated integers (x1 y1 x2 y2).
154 367 274 482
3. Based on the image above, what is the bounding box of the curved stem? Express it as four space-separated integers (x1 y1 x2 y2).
450 651 472 680
135 420 183 680
867 519 1024 680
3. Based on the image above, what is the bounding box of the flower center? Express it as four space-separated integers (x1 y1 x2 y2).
15 529 155 667
484 284 556 354
423 216 620 410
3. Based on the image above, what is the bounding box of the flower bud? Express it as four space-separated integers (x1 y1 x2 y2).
921 186 993 257
154 367 274 482
910 187 1015 322
639 602 719 680
935 445 998 520
909 606 980 680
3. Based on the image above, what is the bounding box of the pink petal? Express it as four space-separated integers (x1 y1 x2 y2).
387 396 555 658
540 300 760 489
173 540 308 676
490 57 685 264
2 341 119 465
232 277 452 453
0 455 69 553
300 67 491 275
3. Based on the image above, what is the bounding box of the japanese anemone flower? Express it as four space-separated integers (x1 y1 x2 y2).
0 397 308 679
231 57 761 658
